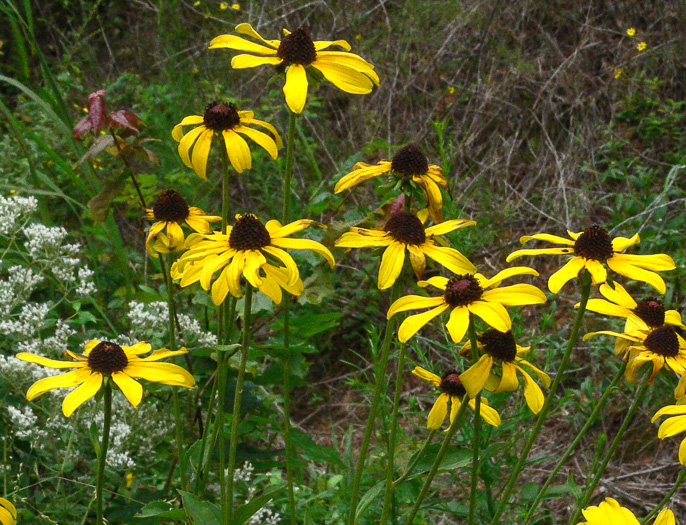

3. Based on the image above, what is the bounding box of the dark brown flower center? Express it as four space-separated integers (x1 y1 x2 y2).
440 371 467 397
573 224 614 261
479 329 517 361
444 275 483 307
277 28 317 66
152 189 190 222
391 144 429 177
384 212 426 245
88 341 128 375
203 101 241 131
644 326 679 358
229 214 271 250
633 298 665 328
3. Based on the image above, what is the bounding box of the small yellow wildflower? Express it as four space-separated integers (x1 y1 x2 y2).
220 2 228 9
637 42 647 51
231 3 240 9
626 28 636 37
125 472 134 488
448 86 455 94
193 0 200 5
355 34 362 40
614 69 622 79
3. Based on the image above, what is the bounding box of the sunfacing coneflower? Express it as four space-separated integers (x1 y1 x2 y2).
335 210 475 289
17 341 195 417
172 102 282 177
507 225 675 293
210 24 379 113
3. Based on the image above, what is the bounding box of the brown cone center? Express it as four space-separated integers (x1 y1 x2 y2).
152 189 190 222
644 326 679 358
440 371 467 397
203 101 241 131
88 341 128 374
480 329 517 361
277 28 317 65
573 224 614 261
384 212 426 245
443 275 483 307
391 144 429 177
229 214 271 250
633 298 665 328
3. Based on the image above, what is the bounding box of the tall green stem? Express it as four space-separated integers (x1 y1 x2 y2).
641 469 686 524
281 109 298 522
163 253 188 490
346 282 402 525
567 379 650 524
226 285 253 523
522 360 628 525
95 381 112 525
489 271 592 524
405 395 470 524
380 343 407 524
467 320 481 525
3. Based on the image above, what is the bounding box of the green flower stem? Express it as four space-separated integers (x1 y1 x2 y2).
489 270 592 525
568 379 650 525
392 430 437 488
95 381 112 525
405 395 470 524
467 320 481 525
521 359 628 525
163 253 188 490
641 469 686 524
281 109 298 523
109 129 147 211
282 110 297 225
226 284 253 523
380 343 407 525
346 282 402 525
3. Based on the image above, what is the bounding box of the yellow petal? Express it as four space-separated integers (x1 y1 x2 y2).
262 246 300 285
425 219 476 236
177 125 206 171
283 64 308 113
243 250 266 288
468 301 511 332
208 34 278 54
655 508 675 525
111 371 143 407
606 257 667 294
26 368 91 400
222 129 252 173
506 247 574 263
585 259 607 285
335 231 392 248
397 305 449 342
611 233 640 252
427 393 449 429
16 353 85 369
314 52 379 84
445 305 470 343
411 366 441 387
62 372 103 417
387 295 446 318
520 368 544 413
172 115 203 141
270 237 336 267
421 244 476 275
124 362 196 387
472 399 501 427
459 355 492 398
240 118 283 148
234 23 281 48
520 233 575 245
234 124 279 159
314 39 351 51
548 256 585 293
334 163 391 193
311 61 374 94
231 54 282 68
480 266 539 288
378 242 405 290
481 284 547 306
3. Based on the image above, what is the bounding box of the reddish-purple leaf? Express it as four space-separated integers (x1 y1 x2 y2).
87 90 107 133
108 110 144 138
72 115 93 139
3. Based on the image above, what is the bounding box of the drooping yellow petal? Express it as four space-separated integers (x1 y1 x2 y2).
243 250 267 288
311 61 374 94
459 355 492 398
411 366 442 387
177 125 206 170
171 115 203 141
421 244 476 275
189 128 213 179
481 284 547 306
495 362 519 392
387 295 446 318
270 237 336 267
520 233 575 245
397 305 449 342
607 256 669 294
468 301 511 332
407 243 426 279
222 129 252 173
479 266 539 288
314 39 351 51
26 368 92 400
267 218 314 238
262 246 300 285
518 367 544 413
506 247 574 263
655 508 676 525
585 259 608 285
427 393 449 429
234 124 279 159
283 64 308 114
425 219 476 237
124 362 196 387
378 241 405 290
208 34 278 54
334 163 391 193
233 23 281 48
313 52 380 85
62 371 103 417
418 276 449 290
240 118 283 148
335 231 392 248
585 298 631 318
611 233 640 252
468 398 501 427
548 256 585 293
231 54 282 68
445 305 470 343
111 371 143 407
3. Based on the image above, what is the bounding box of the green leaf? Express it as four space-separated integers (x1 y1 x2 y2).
179 490 221 525
356 480 384 521
135 500 186 519
412 445 471 476
233 483 286 525
87 170 129 222
182 439 213 480
291 428 342 466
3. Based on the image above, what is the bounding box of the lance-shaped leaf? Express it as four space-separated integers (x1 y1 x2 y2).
73 90 107 139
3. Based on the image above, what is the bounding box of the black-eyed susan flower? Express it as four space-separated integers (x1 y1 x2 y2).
172 101 282 178
144 189 221 257
335 210 476 289
334 144 448 222
16 341 195 417
507 224 675 294
585 282 685 333
171 214 334 305
652 403 686 465
578 497 674 525
412 366 501 429
0 498 16 525
584 325 686 385
387 267 546 343
209 24 379 114
458 329 551 413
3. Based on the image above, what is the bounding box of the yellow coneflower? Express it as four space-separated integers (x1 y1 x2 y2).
335 210 475 289
388 267 546 343
334 144 448 222
171 214 334 305
17 341 195 417
210 24 379 114
507 225 675 293
579 497 674 525
172 102 282 178
412 366 501 430
144 189 221 257
459 329 550 413
652 403 686 465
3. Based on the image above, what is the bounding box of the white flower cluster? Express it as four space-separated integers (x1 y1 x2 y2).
75 267 96 297
0 264 43 317
6 405 47 441
127 301 217 347
0 302 51 338
0 194 38 236
231 462 281 525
